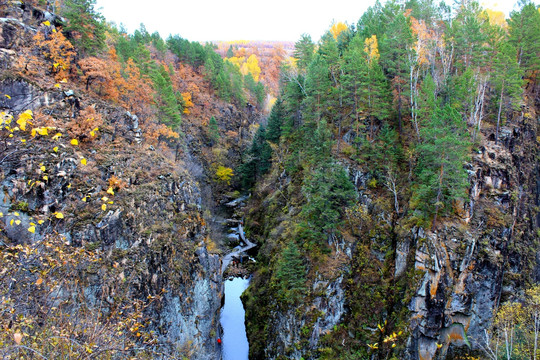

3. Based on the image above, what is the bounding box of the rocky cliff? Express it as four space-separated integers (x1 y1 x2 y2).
0 3 256 359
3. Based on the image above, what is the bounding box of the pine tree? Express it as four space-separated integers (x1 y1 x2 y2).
208 116 220 145
491 42 523 143
508 1 540 77
266 98 284 144
380 11 413 133
414 104 471 227
294 34 315 72
274 242 307 302
61 0 105 56
151 65 182 128
299 160 356 246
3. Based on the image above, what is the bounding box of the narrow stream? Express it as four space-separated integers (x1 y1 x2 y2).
221 277 250 360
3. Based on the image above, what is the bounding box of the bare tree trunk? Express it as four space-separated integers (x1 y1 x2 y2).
496 81 505 145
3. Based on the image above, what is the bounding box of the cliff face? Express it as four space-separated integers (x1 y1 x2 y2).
0 4 235 359
242 82 539 360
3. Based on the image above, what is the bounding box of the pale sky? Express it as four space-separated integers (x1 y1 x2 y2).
95 0 531 42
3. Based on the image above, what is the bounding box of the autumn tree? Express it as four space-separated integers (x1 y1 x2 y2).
78 56 111 91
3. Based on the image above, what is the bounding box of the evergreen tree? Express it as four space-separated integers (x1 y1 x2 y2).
294 34 315 72
508 1 540 76
151 65 182 128
304 53 331 122
266 98 284 144
274 242 307 302
299 160 356 247
414 104 471 227
380 11 413 133
491 42 523 143
208 116 220 145
226 45 234 58
61 0 106 55
238 126 272 189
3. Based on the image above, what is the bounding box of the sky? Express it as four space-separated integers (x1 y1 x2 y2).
94 0 534 42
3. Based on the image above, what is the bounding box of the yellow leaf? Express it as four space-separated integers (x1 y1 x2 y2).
108 201 114 204
54 84 61 88
54 212 64 219
16 110 32 131
52 133 62 140
60 78 68 83
4 94 11 99
9 219 13 226
53 146 58 153
82 196 87 202
30 222 35 226
40 165 46 172
13 332 22 345
52 28 56 33
42 20 51 26
38 220 44 225
0 212 3 217
90 130 95 137
93 127 99 131
101 196 109 202
70 139 79 146
53 62 60 69
28 225 36 233
15 220 21 225
37 128 48 136
8 134 13 138
21 139 26 143
107 187 114 195
67 183 71 189
102 204 107 211
31 129 36 137
81 158 87 165
43 175 48 181
13 212 19 216
35 277 43 285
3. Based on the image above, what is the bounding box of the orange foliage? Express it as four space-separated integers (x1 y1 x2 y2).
33 30 75 81
181 92 194 114
108 175 128 191
145 124 180 146
68 105 103 141
78 56 111 93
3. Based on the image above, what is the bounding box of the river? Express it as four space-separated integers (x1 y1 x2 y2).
221 277 250 360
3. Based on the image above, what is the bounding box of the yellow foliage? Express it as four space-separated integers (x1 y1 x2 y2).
364 35 380 64
215 165 234 185
181 92 194 114
485 8 507 27
17 110 33 131
244 54 261 81
330 22 348 40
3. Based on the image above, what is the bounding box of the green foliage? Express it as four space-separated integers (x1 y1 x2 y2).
244 73 265 108
508 1 540 75
299 161 356 247
413 105 471 222
238 126 272 189
294 34 315 72
266 98 284 144
151 64 183 128
207 116 220 145
61 0 106 55
273 242 307 303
